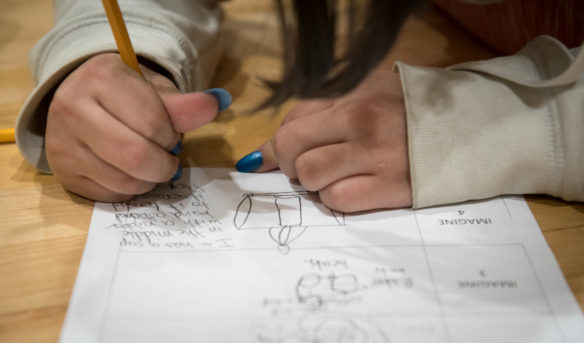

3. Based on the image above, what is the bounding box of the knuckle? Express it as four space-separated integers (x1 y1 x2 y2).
341 106 386 146
343 103 375 129
86 53 114 70
136 183 157 196
295 154 320 190
320 184 353 212
123 143 149 174
79 54 118 83
59 181 87 200
79 59 102 80
272 125 298 160
49 87 76 119
272 130 298 178
141 113 167 139
342 104 364 123
56 175 88 198
55 172 75 190
45 139 67 160
271 130 288 158
60 174 134 203
283 99 334 125
119 176 150 195
282 104 308 124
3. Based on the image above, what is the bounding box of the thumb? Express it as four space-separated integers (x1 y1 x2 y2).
163 88 231 133
236 137 279 173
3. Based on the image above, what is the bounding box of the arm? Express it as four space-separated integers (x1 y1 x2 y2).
249 36 584 211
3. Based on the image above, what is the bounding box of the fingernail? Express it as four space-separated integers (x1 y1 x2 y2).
236 151 263 173
170 164 183 182
169 140 183 156
205 88 232 112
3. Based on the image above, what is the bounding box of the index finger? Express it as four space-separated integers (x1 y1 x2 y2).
235 99 334 173
235 138 279 173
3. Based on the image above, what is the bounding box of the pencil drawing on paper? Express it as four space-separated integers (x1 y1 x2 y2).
295 272 361 309
253 314 389 343
233 191 345 253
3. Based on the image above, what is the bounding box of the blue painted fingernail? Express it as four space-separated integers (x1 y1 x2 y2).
205 88 232 112
236 151 263 173
170 164 183 182
169 140 183 156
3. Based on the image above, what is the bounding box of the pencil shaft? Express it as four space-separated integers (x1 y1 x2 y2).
101 0 143 76
0 128 15 143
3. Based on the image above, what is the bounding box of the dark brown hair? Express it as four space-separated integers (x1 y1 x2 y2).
261 0 424 108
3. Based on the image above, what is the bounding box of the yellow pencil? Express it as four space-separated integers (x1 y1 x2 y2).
101 0 143 76
0 128 15 144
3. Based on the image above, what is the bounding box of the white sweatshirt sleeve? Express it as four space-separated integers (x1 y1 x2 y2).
16 0 223 173
396 36 584 208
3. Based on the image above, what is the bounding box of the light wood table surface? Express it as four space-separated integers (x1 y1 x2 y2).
1 1 583 342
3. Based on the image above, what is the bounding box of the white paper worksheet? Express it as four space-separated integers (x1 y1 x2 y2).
60 168 584 343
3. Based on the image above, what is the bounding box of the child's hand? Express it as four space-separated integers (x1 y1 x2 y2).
238 71 412 212
45 53 222 202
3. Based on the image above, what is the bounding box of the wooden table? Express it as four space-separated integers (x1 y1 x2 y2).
1 1 583 342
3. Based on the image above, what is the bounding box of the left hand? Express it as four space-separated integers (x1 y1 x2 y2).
240 70 412 212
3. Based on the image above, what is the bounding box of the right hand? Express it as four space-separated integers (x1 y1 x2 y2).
45 53 222 202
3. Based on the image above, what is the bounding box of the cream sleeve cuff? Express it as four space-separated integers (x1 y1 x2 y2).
395 36 584 208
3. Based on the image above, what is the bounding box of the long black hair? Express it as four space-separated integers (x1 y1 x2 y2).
261 0 424 108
